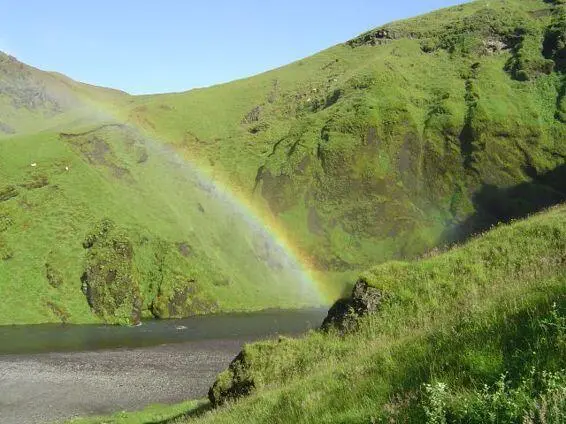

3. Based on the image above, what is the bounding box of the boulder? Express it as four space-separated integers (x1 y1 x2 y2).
321 279 385 332
351 279 384 314
207 278 387 408
208 350 256 407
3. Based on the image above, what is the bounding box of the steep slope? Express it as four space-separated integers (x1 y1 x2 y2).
0 58 321 324
0 122 322 324
4 0 566 325
0 51 127 135
196 204 566 423
124 0 566 271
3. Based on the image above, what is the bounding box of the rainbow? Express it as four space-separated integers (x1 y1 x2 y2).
83 98 334 306
186 166 334 306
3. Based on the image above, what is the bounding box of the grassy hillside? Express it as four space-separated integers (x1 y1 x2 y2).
0 122 324 324
0 51 126 135
174 204 566 423
71 204 566 423
3 0 566 324
124 0 566 271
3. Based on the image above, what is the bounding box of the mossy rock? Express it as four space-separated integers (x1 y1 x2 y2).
81 219 142 325
150 277 218 319
208 349 257 407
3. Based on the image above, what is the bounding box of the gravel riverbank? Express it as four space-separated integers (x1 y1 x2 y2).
0 339 245 424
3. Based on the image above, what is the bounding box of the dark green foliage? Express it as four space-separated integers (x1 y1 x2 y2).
543 7 566 71
506 25 554 81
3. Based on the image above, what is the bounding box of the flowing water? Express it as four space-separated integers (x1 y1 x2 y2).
0 308 326 355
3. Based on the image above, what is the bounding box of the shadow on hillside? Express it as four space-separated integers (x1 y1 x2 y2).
150 402 212 424
444 163 566 244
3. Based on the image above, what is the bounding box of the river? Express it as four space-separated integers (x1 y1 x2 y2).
0 309 326 424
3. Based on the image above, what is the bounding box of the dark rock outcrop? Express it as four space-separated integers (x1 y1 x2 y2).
347 28 399 47
81 219 142 325
321 279 386 332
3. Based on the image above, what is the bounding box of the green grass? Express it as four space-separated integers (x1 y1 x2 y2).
0 123 326 324
120 0 566 271
3 0 566 326
176 205 566 423
63 400 205 424
6 0 566 422
76 203 566 423
64 206 566 424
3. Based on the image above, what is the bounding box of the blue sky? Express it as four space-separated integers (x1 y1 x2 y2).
3 1 469 94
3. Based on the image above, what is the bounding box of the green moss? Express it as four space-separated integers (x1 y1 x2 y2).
0 235 13 260
45 262 64 288
82 219 142 325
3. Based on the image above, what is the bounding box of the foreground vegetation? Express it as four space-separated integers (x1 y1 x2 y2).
65 400 204 424
74 205 566 423
183 205 566 423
